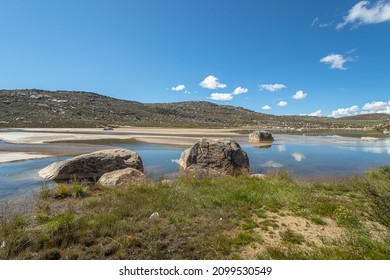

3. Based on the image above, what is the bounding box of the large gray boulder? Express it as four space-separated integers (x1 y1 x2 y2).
98 168 146 187
179 138 249 176
38 149 143 181
249 131 274 142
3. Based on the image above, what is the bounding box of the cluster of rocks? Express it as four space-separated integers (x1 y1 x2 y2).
38 132 272 187
38 149 145 187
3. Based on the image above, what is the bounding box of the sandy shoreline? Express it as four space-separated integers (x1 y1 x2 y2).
0 127 240 144
0 127 242 163
0 152 51 163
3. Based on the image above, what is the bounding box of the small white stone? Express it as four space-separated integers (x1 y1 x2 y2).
250 174 266 179
149 212 159 220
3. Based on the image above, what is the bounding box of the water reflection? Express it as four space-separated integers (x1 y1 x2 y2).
260 160 284 168
1 135 390 200
291 152 306 162
247 143 272 149
277 145 286 152
336 137 390 155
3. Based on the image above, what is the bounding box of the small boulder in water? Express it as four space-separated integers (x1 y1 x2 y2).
249 131 274 142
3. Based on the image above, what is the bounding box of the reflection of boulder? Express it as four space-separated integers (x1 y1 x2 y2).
249 143 272 149
179 138 249 176
38 149 144 181
249 131 274 142
98 168 146 187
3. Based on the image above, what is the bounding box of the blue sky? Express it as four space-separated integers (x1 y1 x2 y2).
0 0 389 117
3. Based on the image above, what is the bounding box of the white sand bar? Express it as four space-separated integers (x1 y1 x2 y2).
0 128 240 145
0 152 50 163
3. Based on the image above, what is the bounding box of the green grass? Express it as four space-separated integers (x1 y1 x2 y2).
0 166 389 259
280 229 305 244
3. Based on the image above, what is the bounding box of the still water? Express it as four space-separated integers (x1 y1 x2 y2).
0 135 389 200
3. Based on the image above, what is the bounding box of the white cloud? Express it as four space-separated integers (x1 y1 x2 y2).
361 101 390 114
330 105 359 118
362 101 388 110
292 153 306 162
337 0 390 30
260 160 284 168
200 75 227 89
259 83 286 92
292 90 308 100
262 105 272 110
232 87 248 95
172 84 185 91
320 54 348 70
210 93 233 101
308 109 322 117
311 17 319 26
171 159 180 164
311 16 335 28
277 101 288 107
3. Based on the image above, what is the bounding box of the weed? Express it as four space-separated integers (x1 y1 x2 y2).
233 232 258 246
53 184 73 199
334 207 362 230
242 219 258 230
365 166 390 226
311 217 327 225
72 182 87 198
280 229 305 244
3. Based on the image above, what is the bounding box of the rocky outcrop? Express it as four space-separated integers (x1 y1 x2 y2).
249 131 274 142
179 138 249 176
98 168 146 187
38 149 143 181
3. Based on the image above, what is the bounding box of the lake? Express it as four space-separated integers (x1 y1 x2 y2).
0 135 389 200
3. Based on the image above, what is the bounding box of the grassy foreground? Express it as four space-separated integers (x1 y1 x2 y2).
1 167 389 260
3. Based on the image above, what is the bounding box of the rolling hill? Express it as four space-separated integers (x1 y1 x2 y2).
0 89 389 131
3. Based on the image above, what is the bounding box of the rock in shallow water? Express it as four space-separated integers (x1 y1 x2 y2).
249 131 274 142
38 148 143 181
179 137 249 176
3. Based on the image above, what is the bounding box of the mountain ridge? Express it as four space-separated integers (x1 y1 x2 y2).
1 89 389 131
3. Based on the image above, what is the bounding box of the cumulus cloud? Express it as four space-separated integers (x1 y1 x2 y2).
259 83 286 92
320 54 349 70
337 0 390 30
262 105 272 110
172 84 185 91
362 101 389 110
277 101 288 107
361 101 390 114
292 153 306 162
210 93 233 101
330 105 359 118
292 90 308 100
200 75 227 89
308 109 322 117
232 87 248 95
